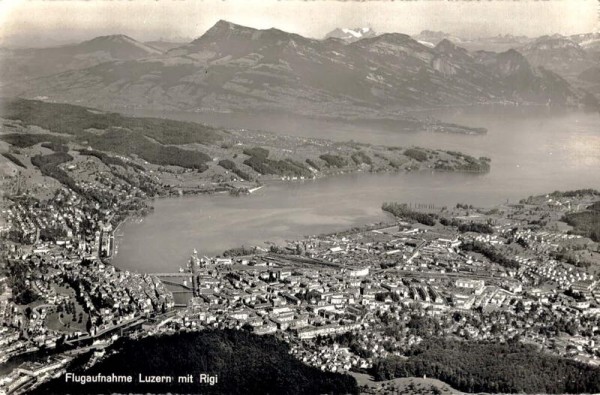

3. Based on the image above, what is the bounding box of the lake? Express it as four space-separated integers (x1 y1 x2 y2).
112 107 600 273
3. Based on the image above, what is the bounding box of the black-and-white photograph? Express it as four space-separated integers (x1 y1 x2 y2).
0 0 599 393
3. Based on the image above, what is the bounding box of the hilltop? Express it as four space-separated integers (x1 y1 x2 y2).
0 35 162 82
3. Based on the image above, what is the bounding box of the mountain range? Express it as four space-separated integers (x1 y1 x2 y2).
520 35 597 76
1 20 597 118
412 30 600 57
410 31 600 99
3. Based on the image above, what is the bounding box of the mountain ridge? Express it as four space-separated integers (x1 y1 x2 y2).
0 34 163 82
3 20 597 117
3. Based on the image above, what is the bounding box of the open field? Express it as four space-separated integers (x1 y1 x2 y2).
352 372 462 395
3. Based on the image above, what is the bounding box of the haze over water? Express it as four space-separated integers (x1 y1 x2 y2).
112 108 600 273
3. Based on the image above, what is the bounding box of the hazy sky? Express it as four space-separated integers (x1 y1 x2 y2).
0 0 598 47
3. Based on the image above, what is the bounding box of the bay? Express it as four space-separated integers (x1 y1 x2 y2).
112 108 600 273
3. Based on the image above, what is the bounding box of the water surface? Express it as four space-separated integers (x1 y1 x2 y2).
112 108 600 273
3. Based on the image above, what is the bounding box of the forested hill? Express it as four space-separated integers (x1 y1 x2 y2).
34 329 359 394
370 337 600 394
0 98 493 184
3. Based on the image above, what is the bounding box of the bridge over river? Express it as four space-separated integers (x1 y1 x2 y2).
148 272 192 278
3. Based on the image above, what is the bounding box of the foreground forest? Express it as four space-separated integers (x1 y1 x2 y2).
34 330 358 394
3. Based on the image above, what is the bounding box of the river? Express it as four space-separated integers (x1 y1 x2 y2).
111 107 600 273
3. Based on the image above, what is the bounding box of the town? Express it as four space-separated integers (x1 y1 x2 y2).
1 158 599 393
1 1 600 391
0 99 495 393
144 192 600 376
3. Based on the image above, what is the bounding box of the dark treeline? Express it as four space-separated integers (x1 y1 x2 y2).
0 120 212 172
305 158 321 171
222 245 258 257
459 156 491 172
1 98 222 145
79 149 144 171
440 217 494 234
551 248 592 269
455 203 474 209
1 152 26 168
445 151 492 172
41 142 69 153
30 153 118 204
242 147 270 159
550 189 600 198
0 133 69 148
459 240 520 269
243 147 312 178
382 202 438 226
285 158 312 173
218 159 251 181
319 154 348 168
562 200 600 242
9 262 40 305
370 338 600 394
404 148 428 162
78 149 161 197
30 153 81 194
588 201 600 211
34 330 358 395
0 99 217 171
243 156 311 178
438 123 488 135
85 129 211 171
350 151 372 166
30 152 72 169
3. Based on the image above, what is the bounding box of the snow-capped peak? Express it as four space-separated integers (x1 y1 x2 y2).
341 28 363 38
325 27 377 42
